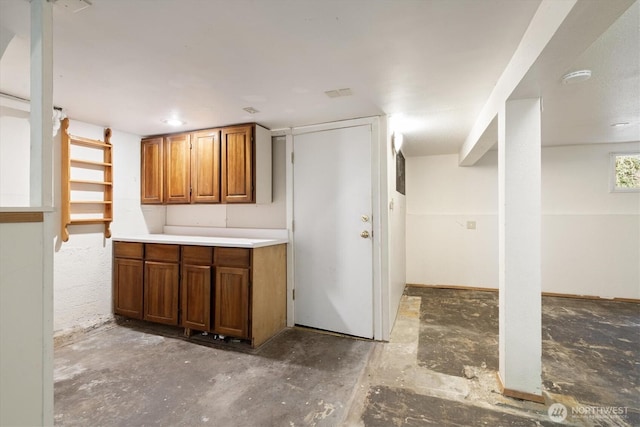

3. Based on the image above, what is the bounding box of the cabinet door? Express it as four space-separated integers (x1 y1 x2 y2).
214 266 249 338
221 125 254 203
113 258 144 319
181 264 211 330
141 137 163 204
191 129 220 203
164 133 191 203
144 261 180 325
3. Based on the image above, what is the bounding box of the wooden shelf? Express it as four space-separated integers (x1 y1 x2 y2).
71 201 113 205
70 158 112 167
61 118 113 242
69 135 111 149
70 179 113 186
69 218 113 225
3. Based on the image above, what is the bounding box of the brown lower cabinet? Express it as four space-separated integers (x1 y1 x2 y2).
113 240 286 347
181 246 213 331
144 261 180 325
144 244 180 325
215 266 249 338
113 242 144 319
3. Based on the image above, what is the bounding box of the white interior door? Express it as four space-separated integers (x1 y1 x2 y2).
293 125 373 338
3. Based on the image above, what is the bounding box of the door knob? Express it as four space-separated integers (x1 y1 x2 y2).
360 230 370 239
361 214 370 222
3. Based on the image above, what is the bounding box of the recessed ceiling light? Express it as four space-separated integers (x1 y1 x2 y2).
561 70 592 84
162 118 185 126
610 122 630 127
243 107 260 114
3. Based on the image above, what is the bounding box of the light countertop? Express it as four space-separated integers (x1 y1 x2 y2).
113 234 288 248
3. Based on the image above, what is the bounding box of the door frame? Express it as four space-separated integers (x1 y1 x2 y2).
274 116 386 340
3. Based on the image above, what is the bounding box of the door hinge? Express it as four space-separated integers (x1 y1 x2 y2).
189 142 192 149
292 220 295 232
291 152 294 163
292 289 295 300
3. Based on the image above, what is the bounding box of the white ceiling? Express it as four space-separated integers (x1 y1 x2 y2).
0 0 638 157
515 0 640 148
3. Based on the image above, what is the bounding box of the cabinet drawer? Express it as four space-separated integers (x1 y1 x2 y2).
214 247 251 267
182 246 213 265
145 244 180 262
114 242 143 259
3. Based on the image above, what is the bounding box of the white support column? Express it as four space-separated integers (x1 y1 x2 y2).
31 1 54 426
30 0 54 208
498 98 542 401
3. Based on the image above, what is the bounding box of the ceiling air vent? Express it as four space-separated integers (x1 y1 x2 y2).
325 88 353 98
243 107 259 114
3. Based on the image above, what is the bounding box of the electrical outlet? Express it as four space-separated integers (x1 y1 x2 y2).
466 221 476 230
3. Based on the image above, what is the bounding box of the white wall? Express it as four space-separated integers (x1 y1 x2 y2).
541 143 640 298
0 106 30 206
165 136 286 229
0 99 54 427
386 130 407 332
0 220 50 427
406 142 640 299
407 152 499 288
0 109 167 335
52 119 164 334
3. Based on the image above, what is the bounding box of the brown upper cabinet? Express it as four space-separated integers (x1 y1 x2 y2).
221 125 253 203
140 137 163 204
140 124 271 205
164 133 191 204
191 129 221 203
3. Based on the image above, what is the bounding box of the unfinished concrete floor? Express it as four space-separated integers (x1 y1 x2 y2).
55 287 639 426
348 287 639 426
55 325 372 426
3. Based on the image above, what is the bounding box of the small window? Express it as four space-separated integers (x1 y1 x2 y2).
611 152 640 192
